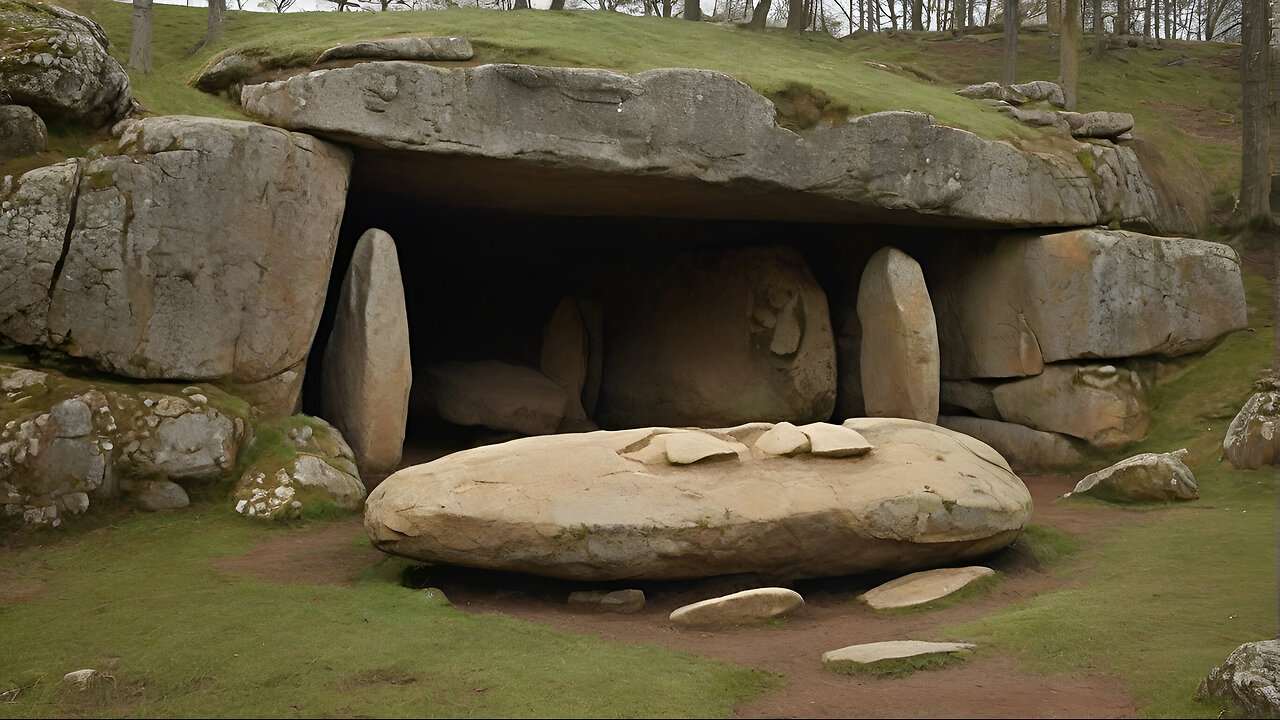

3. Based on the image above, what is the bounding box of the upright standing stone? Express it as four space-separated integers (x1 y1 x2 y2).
857 247 940 423
541 297 591 425
321 228 412 477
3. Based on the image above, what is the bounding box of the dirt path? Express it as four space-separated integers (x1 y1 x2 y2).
213 474 1140 719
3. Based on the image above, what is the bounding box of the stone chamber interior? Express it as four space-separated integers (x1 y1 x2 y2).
301 150 994 471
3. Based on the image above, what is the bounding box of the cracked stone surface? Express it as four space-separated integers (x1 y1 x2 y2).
241 63 1187 233
991 362 1150 449
364 418 1031 581
929 228 1246 380
2 116 352 384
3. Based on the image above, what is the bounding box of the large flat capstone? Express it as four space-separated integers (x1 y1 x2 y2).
241 63 1182 232
364 418 1032 581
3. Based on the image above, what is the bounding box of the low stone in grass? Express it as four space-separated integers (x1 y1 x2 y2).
1195 639 1280 718
822 640 975 677
858 566 995 610
1070 449 1197 503
130 479 189 512
568 589 646 614
669 587 803 628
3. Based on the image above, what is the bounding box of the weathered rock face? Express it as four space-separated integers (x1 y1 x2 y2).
0 362 249 526
931 229 1245 380
241 63 1184 233
857 246 939 423
0 0 133 127
1223 391 1280 470
0 104 48 162
0 159 77 347
598 245 836 428
320 228 411 476
991 363 1150 449
1071 449 1197 502
364 418 1031 581
1196 639 1280 718
0 116 352 395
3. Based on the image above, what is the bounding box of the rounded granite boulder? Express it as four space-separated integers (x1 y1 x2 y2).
364 418 1033 581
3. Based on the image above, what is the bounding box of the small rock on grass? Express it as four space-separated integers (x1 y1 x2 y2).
670 587 803 627
858 566 995 610
822 640 975 677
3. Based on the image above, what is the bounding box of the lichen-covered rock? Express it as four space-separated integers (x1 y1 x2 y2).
0 0 133 126
0 363 249 526
1072 449 1197 503
0 104 48 162
242 63 1186 234
1223 390 1280 470
364 418 1031 581
0 159 79 346
233 416 365 521
2 116 351 388
1196 639 1280 718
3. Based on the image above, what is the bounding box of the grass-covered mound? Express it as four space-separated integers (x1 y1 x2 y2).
28 0 1242 227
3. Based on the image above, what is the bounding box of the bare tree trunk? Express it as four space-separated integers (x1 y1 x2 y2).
1115 0 1127 34
1048 0 1060 31
686 0 702 19
129 0 152 74
1060 0 1078 109
748 0 771 26
1002 0 1017 84
786 0 806 29
953 0 966 34
1235 0 1272 230
911 0 923 28
198 0 226 50
551 0 566 9
1091 0 1104 55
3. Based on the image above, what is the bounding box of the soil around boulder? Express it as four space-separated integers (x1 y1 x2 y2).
211 474 1140 718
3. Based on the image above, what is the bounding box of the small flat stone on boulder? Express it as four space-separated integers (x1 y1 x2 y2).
798 422 872 457
1072 449 1197 502
660 432 745 465
858 566 995 609
822 640 975 674
669 587 804 627
316 36 474 64
755 421 811 456
568 589 645 614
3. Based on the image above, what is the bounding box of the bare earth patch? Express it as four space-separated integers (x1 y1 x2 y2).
210 474 1140 718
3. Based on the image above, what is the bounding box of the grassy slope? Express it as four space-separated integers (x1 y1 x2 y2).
4 4 1266 718
0 510 776 717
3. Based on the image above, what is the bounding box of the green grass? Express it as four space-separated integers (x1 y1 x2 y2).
938 262 1276 719
0 509 776 718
